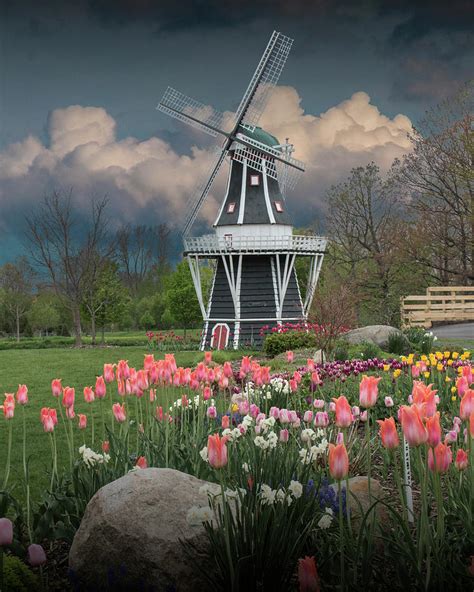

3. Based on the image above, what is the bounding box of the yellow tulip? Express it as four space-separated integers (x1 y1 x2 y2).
435 352 443 360
393 369 401 379
445 376 451 382
383 364 390 372
423 371 430 379
452 352 459 360
443 351 450 358
231 403 239 413
450 386 457 394
447 359 453 366
451 396 457 402
436 363 443 371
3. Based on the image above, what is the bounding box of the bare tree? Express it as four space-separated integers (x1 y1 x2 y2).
325 163 405 323
0 257 34 341
394 81 473 284
115 223 171 295
25 191 111 346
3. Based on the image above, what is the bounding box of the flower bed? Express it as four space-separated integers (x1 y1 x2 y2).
0 349 473 590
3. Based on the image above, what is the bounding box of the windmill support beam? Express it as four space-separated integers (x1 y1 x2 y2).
275 253 297 321
220 254 243 349
187 255 207 320
304 254 324 316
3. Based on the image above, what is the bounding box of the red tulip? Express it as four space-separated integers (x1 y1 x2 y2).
328 443 349 480
0 517 13 546
51 378 62 397
298 556 320 592
207 433 228 469
428 442 452 473
27 543 46 566
221 415 230 429
333 396 352 428
143 354 155 371
400 405 427 446
377 417 400 449
1 394 15 419
16 384 28 405
135 456 148 469
204 351 212 365
78 414 87 430
102 440 110 453
112 402 126 423
359 375 381 408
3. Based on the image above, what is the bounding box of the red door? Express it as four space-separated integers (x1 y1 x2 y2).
211 324 229 350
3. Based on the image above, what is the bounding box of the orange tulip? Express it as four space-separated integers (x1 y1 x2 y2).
207 433 228 469
426 412 442 447
333 396 352 428
135 456 148 469
328 443 349 480
428 442 452 473
400 405 427 446
359 375 381 408
412 381 437 418
377 417 399 449
298 556 320 592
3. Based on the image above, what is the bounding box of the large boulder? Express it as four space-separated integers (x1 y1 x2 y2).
343 325 403 350
330 476 388 526
69 468 217 591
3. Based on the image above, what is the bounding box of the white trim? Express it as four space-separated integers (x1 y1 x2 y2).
304 254 324 316
187 255 207 319
293 265 306 319
206 316 304 322
261 158 276 224
213 158 234 226
211 323 230 349
270 257 281 326
237 159 247 224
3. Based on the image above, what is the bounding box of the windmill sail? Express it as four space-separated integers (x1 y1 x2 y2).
157 87 227 137
234 32 293 131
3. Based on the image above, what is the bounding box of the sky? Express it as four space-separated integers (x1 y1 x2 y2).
0 0 472 262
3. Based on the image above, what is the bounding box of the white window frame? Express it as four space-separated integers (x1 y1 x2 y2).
274 200 284 213
249 174 260 186
227 202 236 214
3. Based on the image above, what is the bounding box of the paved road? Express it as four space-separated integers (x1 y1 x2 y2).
431 323 474 340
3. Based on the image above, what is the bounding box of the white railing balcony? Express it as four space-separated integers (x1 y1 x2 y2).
184 234 327 255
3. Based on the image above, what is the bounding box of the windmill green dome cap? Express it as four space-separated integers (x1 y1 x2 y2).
237 125 280 149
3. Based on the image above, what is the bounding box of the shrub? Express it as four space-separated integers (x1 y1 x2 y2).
403 327 437 354
2 555 39 592
332 340 350 361
387 331 411 355
263 331 318 357
359 340 383 360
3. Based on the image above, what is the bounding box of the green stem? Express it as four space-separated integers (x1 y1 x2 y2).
0 546 4 592
22 406 32 542
2 421 13 490
220 478 235 590
366 409 371 502
339 479 345 592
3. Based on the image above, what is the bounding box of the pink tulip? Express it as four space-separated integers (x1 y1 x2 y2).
40 407 57 432
286 350 294 363
270 406 280 419
329 401 336 413
203 386 212 401
460 389 474 421
314 411 329 428
359 375 381 408
426 412 442 447
303 410 313 423
360 410 368 422
221 415 230 429
351 405 360 418
313 399 325 409
66 405 75 420
336 431 344 445
455 449 468 470
83 386 95 403
411 365 421 378
78 414 87 430
102 440 110 453
311 371 320 385
445 430 457 443
149 388 156 402
204 351 213 365
461 364 473 385
143 354 155 371
428 442 452 473
240 356 252 376
103 363 115 383
280 429 289 442
27 543 46 566
62 386 75 408
112 402 126 423
333 396 352 428
137 369 149 391
16 384 28 405
456 376 469 398
116 359 130 381
328 443 349 480
207 406 217 419
95 376 106 399
384 396 394 407
51 379 62 397
400 405 427 446
2 394 15 419
0 517 13 546
289 379 298 393
377 417 399 449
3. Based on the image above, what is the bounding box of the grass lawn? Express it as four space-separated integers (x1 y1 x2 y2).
0 346 253 504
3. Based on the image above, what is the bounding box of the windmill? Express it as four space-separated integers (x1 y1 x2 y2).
157 31 327 350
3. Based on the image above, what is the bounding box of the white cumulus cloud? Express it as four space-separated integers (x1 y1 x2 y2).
0 89 413 233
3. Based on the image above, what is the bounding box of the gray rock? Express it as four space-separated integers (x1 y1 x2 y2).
343 325 403 349
313 349 326 364
330 476 387 526
69 468 216 591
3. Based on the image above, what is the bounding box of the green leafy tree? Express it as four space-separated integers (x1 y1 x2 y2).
165 260 213 336
27 292 62 336
0 257 34 341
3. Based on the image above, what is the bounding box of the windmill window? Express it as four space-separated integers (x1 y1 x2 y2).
249 174 260 186
227 202 236 214
274 201 284 213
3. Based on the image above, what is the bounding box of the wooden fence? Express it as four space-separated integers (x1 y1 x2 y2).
401 286 474 328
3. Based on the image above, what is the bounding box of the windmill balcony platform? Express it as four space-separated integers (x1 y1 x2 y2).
184 234 327 256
